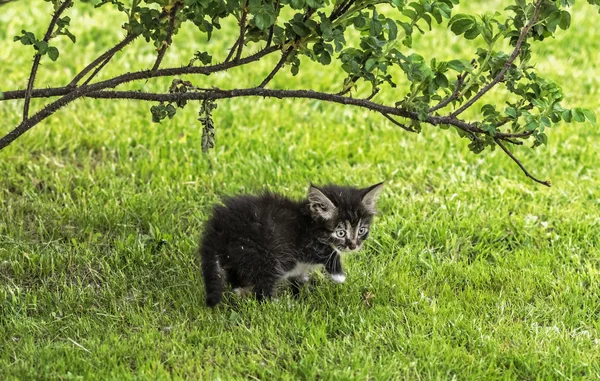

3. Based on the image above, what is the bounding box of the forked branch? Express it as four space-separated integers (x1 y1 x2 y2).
22 0 72 120
68 32 139 87
151 2 181 71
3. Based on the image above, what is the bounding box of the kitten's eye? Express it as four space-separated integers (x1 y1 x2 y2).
358 227 368 235
335 230 346 238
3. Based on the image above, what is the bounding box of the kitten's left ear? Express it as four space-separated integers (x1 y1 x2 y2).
361 182 384 214
308 184 337 220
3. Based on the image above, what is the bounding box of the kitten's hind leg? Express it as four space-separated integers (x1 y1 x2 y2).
325 252 346 284
226 269 252 296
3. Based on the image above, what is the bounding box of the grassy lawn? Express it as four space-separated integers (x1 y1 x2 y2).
1 1 600 379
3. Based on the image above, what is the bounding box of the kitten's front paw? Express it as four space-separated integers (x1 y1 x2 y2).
330 273 346 284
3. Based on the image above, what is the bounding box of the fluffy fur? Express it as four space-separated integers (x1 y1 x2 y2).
199 182 384 307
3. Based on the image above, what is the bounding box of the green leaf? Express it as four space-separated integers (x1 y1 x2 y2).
572 108 585 123
291 64 299 76
353 14 367 29
289 0 305 9
166 104 176 119
63 29 77 43
370 19 383 36
435 73 448 88
254 9 276 31
365 58 378 72
35 40 49 54
15 30 36 45
536 132 548 145
482 104 496 116
386 19 398 41
559 11 571 30
193 51 212 65
463 24 480 40
292 22 311 37
582 109 596 125
47 46 59 61
540 115 551 127
505 106 517 118
447 59 466 72
319 51 331 65
449 14 476 35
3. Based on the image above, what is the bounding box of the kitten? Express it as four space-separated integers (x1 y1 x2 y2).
199 182 384 307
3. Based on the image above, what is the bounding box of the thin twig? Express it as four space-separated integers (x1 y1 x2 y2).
224 39 240 63
68 33 139 87
336 75 359 96
330 0 354 21
429 72 467 113
365 88 379 101
258 6 316 87
22 0 72 121
224 2 249 63
151 2 180 71
81 55 112 86
266 0 280 48
258 47 293 88
451 0 543 117
381 112 416 133
494 137 551 187
235 0 249 62
502 137 523 145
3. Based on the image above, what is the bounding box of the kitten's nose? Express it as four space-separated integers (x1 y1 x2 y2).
348 242 357 250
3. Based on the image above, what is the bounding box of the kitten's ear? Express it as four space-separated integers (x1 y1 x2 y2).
307 185 337 220
361 182 384 214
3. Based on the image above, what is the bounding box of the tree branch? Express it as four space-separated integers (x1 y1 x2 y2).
151 3 180 71
450 0 543 118
0 45 281 151
494 137 550 187
68 33 139 87
22 0 72 121
0 80 547 185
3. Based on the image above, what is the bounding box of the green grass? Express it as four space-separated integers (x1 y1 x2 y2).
1 1 600 379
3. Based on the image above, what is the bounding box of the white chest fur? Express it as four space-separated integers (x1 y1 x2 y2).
283 262 322 280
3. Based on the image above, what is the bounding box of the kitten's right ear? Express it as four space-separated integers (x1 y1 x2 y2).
307 185 337 220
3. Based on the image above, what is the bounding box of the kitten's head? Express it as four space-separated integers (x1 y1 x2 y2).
307 182 384 253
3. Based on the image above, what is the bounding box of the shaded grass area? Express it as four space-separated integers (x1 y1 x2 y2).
1 1 600 379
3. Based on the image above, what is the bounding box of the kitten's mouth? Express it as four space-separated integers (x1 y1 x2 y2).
338 246 361 254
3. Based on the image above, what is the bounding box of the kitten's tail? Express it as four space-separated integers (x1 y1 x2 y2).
200 245 224 307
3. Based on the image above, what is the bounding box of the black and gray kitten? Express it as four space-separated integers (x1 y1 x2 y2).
199 182 384 307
